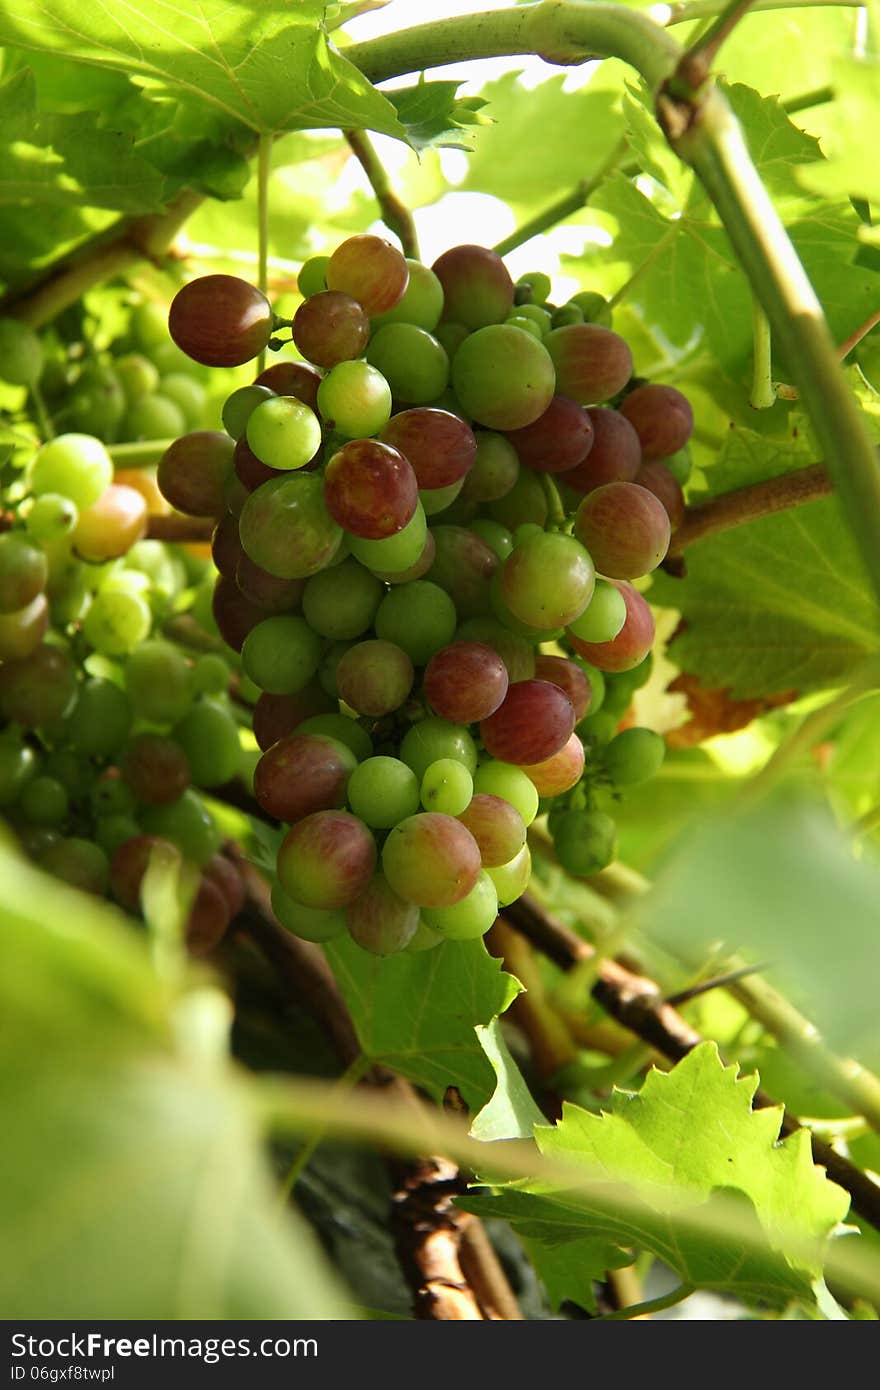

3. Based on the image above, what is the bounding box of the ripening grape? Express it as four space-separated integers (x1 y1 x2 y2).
235 554 305 613
486 843 531 907
346 873 420 956
451 324 556 430
432 245 514 330
122 734 190 806
0 535 47 615
379 408 477 490
277 809 377 909
501 531 595 630
421 870 499 940
239 473 342 579
533 654 591 721
0 593 49 662
0 644 75 728
567 577 627 645
291 291 370 368
0 739 37 808
456 617 534 683
211 514 245 579
335 639 414 716
234 435 284 494
254 732 355 822
567 579 654 672
252 684 334 751
424 641 509 724
382 812 481 908
543 325 633 404
399 717 478 781
169 275 273 367
158 432 235 517
480 679 575 765
271 879 347 943
211 575 264 652
634 461 686 531
504 395 594 473
457 794 525 867
326 234 409 316
373 259 444 331
521 732 585 795
323 439 418 539
255 360 322 410
346 755 420 830
573 481 671 579
184 877 232 957
461 432 519 503
427 525 498 620
620 383 694 459
241 614 322 694
109 835 178 912
73 485 147 562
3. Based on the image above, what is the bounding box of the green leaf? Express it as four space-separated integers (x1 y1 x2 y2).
469 1020 545 1142
524 1237 632 1315
462 1043 851 1310
650 426 880 698
0 836 347 1318
796 57 880 208
0 69 165 212
635 798 880 1062
388 79 490 152
0 0 405 139
463 69 625 211
324 937 521 1110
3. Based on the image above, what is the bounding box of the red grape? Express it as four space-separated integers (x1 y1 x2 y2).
567 579 654 672
427 525 499 620
336 639 414 717
185 876 231 956
277 809 377 909
382 812 481 907
346 873 419 955
122 734 190 806
292 290 369 368
564 407 642 494
457 794 526 867
252 684 335 751
574 481 671 578
432 245 514 330
544 325 633 404
480 679 575 764
323 439 418 539
211 575 264 652
504 395 594 473
379 408 477 490
169 275 273 368
424 641 509 724
0 643 77 727
254 733 355 823
254 360 322 410
73 485 147 561
233 435 285 492
522 732 585 795
158 432 235 517
634 460 686 531
534 654 591 720
110 834 178 912
211 514 244 579
326 235 409 316
620 383 694 459
203 852 246 919
235 554 305 613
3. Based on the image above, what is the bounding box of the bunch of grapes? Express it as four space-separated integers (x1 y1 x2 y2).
0 315 244 952
158 236 690 956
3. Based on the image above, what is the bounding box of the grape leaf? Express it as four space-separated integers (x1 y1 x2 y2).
469 1020 545 1142
324 936 521 1110
0 0 405 139
635 798 880 1063
796 57 880 207
388 80 490 152
463 70 625 211
650 426 880 698
461 1043 851 1310
0 68 165 212
0 839 347 1318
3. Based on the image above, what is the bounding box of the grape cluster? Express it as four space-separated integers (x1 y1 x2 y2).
0 311 244 951
159 238 691 956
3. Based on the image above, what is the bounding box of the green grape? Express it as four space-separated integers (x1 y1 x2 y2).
172 700 242 786
222 384 275 439
0 534 48 614
316 360 392 439
346 755 420 830
501 531 594 630
602 727 665 786
239 473 342 580
125 640 195 724
95 814 142 857
271 879 347 942
434 323 469 359
462 432 519 505
469 519 514 560
574 659 605 714
124 393 186 441
510 303 552 334
40 837 110 895
576 709 618 745
348 502 426 575
160 373 206 428
487 469 548 532
124 539 185 595
374 580 457 666
404 919 444 952
149 340 200 377
297 713 373 763
82 587 152 655
131 301 169 351
114 353 160 406
366 324 449 404
64 677 132 757
297 255 331 298
553 808 616 875
567 577 627 644
551 303 584 329
514 271 551 304
241 614 321 694
505 314 542 339
192 653 231 695
30 434 113 511
419 479 464 516
0 738 37 807
399 717 477 781
43 749 92 798
302 557 383 640
141 789 220 865
450 324 555 430
0 317 44 386
422 869 498 940
486 843 531 906
25 493 78 542
20 775 69 826
472 760 539 826
420 758 473 816
65 364 126 439
90 776 136 818
373 259 444 331
569 290 611 325
245 395 322 470
317 639 352 699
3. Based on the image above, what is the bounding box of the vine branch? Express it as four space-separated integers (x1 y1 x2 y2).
345 129 419 259
668 461 833 554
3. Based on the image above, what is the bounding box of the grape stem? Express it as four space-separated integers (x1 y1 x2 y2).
749 299 776 409
591 1282 695 1320
28 380 55 442
493 136 631 257
674 0 759 90
256 132 273 376
665 0 861 23
344 129 420 259
668 460 834 554
109 439 175 468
